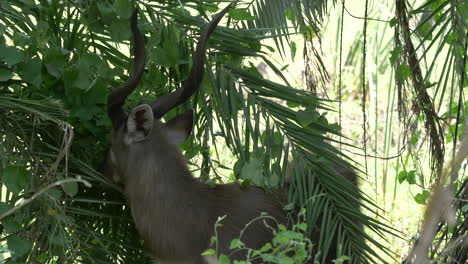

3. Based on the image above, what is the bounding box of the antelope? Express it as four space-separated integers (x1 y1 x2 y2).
105 6 356 264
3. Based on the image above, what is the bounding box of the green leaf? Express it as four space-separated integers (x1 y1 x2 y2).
152 37 184 67
273 230 304 245
0 68 13 81
389 46 401 65
229 238 244 249
44 47 67 78
287 101 300 108
36 254 48 263
0 202 13 215
285 8 296 21
259 242 272 252
18 57 42 87
444 31 458 45
83 5 104 33
240 157 263 186
329 122 341 132
397 170 407 184
97 1 113 17
229 9 256 21
86 82 108 105
1 216 22 233
32 21 50 48
7 235 32 257
389 17 398 27
110 19 132 41
233 159 244 178
278 256 294 264
113 0 133 19
245 63 263 78
304 26 316 40
294 246 308 262
290 41 297 59
248 39 262 52
62 181 78 197
317 115 329 128
446 124 458 143
414 190 430 205
261 131 282 146
267 173 280 187
69 53 103 91
71 105 101 121
46 188 63 200
0 46 23 66
283 202 294 211
265 45 275 52
233 261 249 264
415 21 433 41
262 255 277 262
406 170 417 184
410 132 420 145
218 254 231 264
74 71 92 90
2 166 29 195
202 4 219 13
13 32 32 47
296 108 320 127
80 53 102 70
296 223 307 231
397 64 411 82
202 249 216 256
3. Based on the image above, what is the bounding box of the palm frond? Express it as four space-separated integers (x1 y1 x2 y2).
0 1 395 263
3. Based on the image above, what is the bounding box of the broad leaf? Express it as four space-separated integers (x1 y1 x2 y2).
2 166 29 195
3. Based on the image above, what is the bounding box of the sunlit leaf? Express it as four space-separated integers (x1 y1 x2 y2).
229 9 256 21
202 249 216 256
414 190 431 205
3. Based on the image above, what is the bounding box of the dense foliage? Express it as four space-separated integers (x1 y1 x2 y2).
0 0 466 263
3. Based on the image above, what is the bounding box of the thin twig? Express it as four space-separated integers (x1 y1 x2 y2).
0 178 92 220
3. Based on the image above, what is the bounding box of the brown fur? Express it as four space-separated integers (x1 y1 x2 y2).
108 119 287 263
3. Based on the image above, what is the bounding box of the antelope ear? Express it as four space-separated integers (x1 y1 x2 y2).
164 111 194 145
126 104 154 144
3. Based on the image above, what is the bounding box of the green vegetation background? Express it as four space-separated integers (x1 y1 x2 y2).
0 0 466 263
